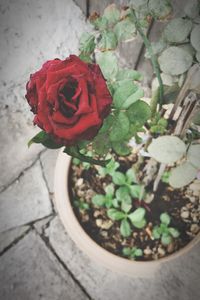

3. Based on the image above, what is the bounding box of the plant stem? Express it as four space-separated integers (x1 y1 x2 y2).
63 146 110 167
130 10 164 113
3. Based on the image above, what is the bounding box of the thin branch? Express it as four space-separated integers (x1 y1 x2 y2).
130 10 164 113
153 163 166 192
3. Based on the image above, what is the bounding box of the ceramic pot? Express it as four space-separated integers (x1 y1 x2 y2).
54 149 200 278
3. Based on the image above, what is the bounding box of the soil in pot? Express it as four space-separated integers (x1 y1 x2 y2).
68 153 200 261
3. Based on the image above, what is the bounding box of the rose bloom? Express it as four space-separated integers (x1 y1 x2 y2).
25 55 112 145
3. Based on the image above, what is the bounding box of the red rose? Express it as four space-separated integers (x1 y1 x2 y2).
25 55 112 145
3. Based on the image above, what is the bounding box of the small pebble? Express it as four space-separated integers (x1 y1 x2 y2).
100 230 108 238
93 210 101 218
144 247 152 255
101 220 113 230
167 243 175 253
181 210 190 219
190 224 199 234
76 178 83 186
188 196 196 203
96 219 103 227
158 247 166 256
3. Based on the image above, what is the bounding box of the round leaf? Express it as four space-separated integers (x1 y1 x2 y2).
133 218 146 229
79 32 95 54
152 226 161 239
107 208 125 220
96 52 118 80
103 4 120 25
163 18 193 43
126 168 137 184
98 31 117 51
114 18 136 42
120 219 132 237
112 172 126 185
92 195 105 206
191 25 200 52
148 136 186 164
134 249 143 257
128 208 146 224
169 162 197 188
148 0 172 19
187 144 200 168
161 234 172 245
116 186 130 200
127 100 151 125
105 184 115 196
158 47 193 75
160 213 171 225
112 141 131 156
113 81 139 109
169 227 180 238
116 69 142 81
122 247 131 256
184 0 199 19
109 112 130 142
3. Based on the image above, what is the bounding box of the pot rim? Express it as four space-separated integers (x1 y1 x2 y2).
54 149 200 276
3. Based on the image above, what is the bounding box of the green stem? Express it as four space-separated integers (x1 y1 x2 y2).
130 10 164 114
63 146 110 167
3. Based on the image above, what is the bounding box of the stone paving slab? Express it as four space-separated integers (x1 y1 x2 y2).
46 216 200 300
0 161 52 233
0 225 30 254
0 230 89 300
40 149 60 194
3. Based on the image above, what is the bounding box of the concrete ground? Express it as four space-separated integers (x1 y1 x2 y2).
0 1 200 299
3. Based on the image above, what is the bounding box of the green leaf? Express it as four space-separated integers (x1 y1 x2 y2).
99 115 115 133
116 69 142 81
187 144 200 168
152 226 161 239
105 184 115 197
114 18 136 42
121 198 132 213
96 51 118 80
161 234 172 245
134 248 143 257
145 40 167 58
107 208 125 220
103 4 120 25
158 47 193 76
169 162 197 188
169 227 180 238
163 18 193 43
160 213 171 226
128 207 146 224
122 247 131 256
191 25 200 51
148 136 186 164
92 195 106 206
79 32 95 54
98 31 118 51
113 81 142 109
92 132 111 155
91 16 108 31
126 168 137 184
133 218 147 229
120 219 132 237
130 185 145 199
28 130 63 149
79 53 92 63
116 186 130 200
129 0 148 11
184 0 199 19
112 172 126 185
112 141 131 156
109 112 130 142
127 100 151 125
148 0 172 19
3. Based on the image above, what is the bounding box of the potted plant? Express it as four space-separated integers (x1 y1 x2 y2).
26 1 200 277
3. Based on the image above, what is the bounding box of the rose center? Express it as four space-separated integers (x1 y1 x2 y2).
59 78 78 118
